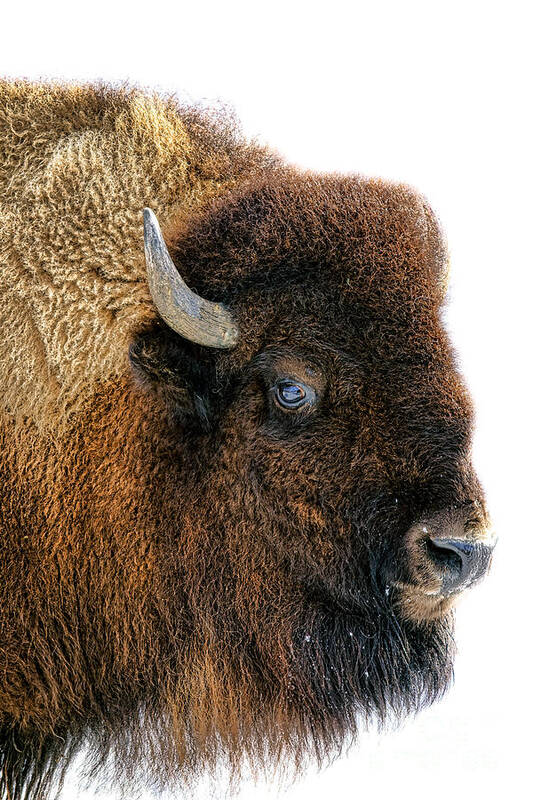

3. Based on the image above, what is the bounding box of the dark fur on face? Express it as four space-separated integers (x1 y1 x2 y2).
0 166 486 797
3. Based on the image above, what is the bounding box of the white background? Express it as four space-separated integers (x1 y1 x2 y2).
3 2 531 798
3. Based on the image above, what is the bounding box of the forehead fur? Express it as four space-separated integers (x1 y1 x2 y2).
167 169 448 309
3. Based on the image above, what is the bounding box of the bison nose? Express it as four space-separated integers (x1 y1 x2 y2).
426 536 495 594
405 506 497 596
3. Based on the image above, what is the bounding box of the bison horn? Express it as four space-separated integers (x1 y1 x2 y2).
143 208 239 349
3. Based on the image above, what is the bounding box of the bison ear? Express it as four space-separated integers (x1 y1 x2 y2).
129 324 219 430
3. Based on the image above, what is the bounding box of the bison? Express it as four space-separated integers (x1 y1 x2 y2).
0 80 495 799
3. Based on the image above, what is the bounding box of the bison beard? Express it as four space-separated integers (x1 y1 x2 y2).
0 634 454 798
0 80 488 800
0 584 454 800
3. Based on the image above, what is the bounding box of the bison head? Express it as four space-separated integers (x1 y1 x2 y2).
1 170 494 797
127 172 494 778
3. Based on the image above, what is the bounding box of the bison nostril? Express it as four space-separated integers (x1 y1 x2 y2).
426 537 494 594
426 538 467 575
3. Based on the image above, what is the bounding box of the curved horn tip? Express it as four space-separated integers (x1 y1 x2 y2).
143 206 156 225
143 207 162 241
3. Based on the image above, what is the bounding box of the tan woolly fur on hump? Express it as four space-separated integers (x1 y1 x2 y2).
0 80 274 428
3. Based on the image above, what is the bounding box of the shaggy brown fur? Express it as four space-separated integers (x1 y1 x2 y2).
0 81 489 799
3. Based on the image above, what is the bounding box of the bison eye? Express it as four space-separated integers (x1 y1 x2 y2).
274 380 316 410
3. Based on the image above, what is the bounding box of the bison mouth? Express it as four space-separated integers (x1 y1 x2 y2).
389 583 459 623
